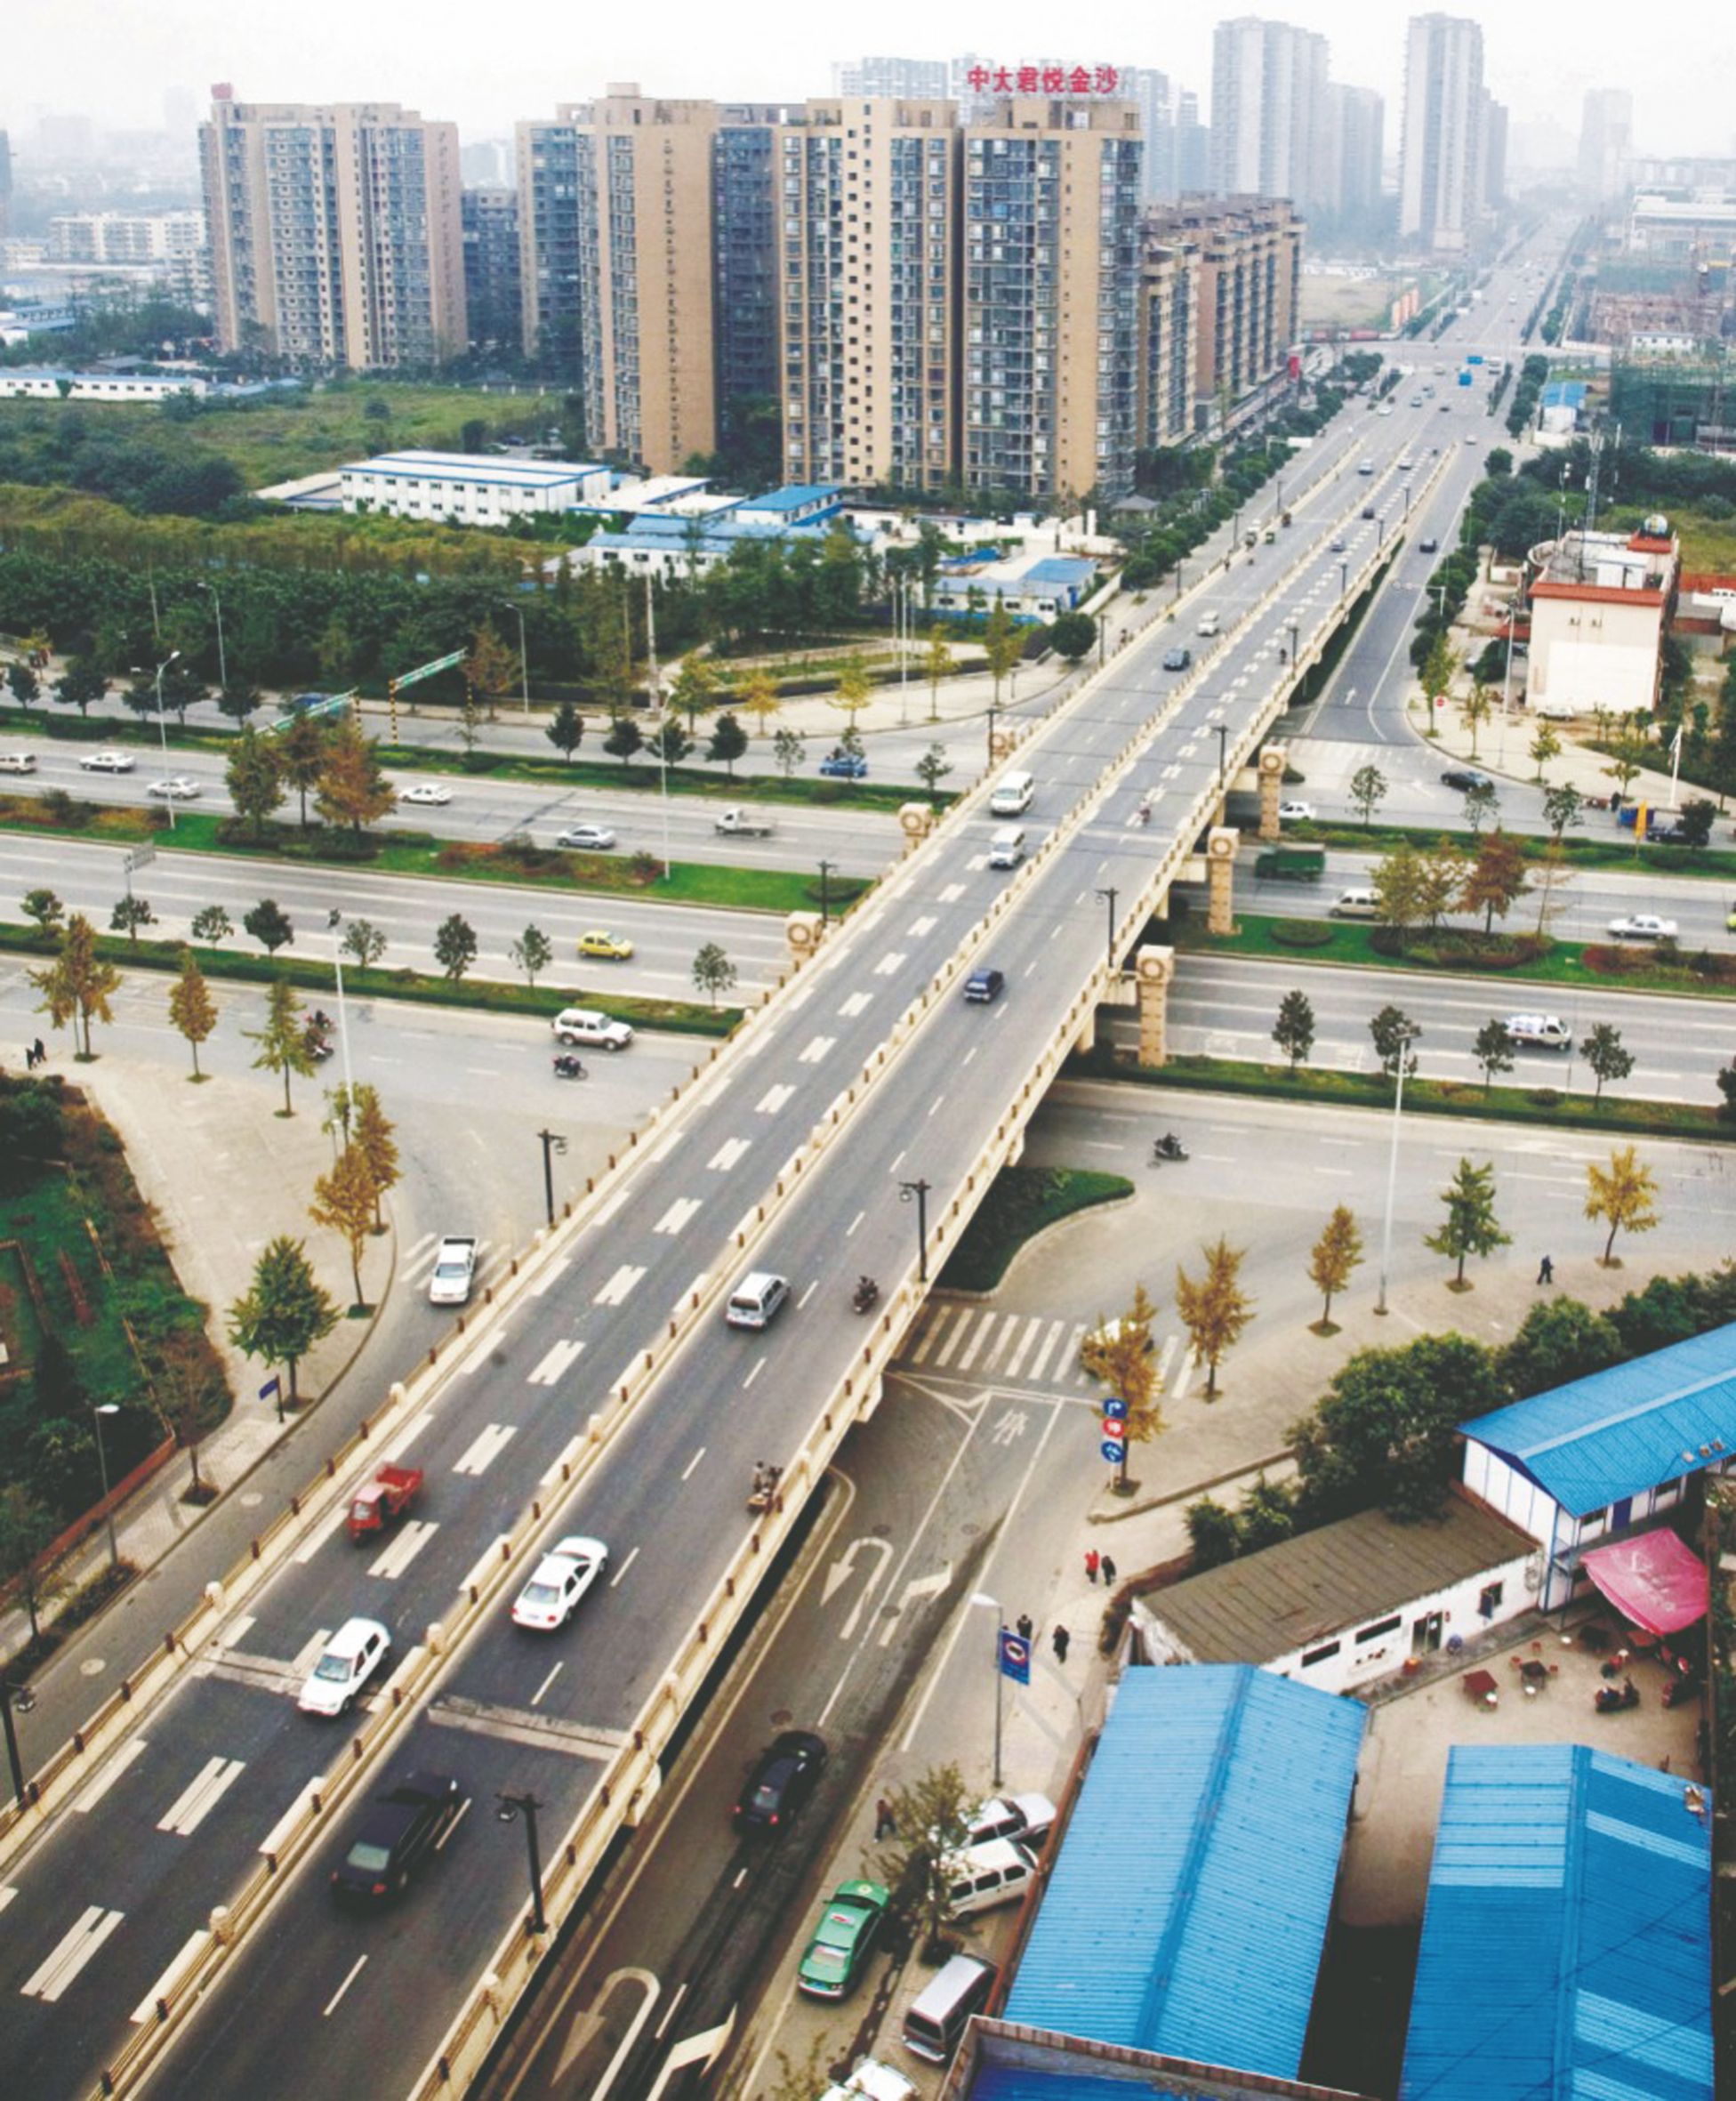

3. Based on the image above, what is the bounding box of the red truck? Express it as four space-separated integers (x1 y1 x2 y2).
348 1463 424 1542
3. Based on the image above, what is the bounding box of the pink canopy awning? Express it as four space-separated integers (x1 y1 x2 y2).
1580 1530 1708 1636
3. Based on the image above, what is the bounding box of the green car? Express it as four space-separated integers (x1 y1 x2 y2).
797 1880 890 2000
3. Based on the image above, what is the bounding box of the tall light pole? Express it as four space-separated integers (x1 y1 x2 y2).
131 651 181 827
1094 886 1118 976
1374 1020 1422 1316
1216 723 1229 789
899 1177 931 1284
985 697 999 769
496 1791 547 1935
817 859 835 930
644 573 671 881
498 601 530 715
971 1591 1006 1789
326 908 356 1106
537 1129 567 1229
91 1403 121 1571
1338 559 1348 599
198 582 227 695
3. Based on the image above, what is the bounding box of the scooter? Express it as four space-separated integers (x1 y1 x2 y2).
551 1054 588 1081
304 1030 334 1062
1662 1668 1703 1709
747 1463 783 1513
852 1276 880 1315
1595 1678 1640 1714
1152 1132 1188 1164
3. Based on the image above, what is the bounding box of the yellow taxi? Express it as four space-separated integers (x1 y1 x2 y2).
577 930 635 961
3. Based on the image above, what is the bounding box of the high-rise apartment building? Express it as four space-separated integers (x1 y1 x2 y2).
776 97 960 491
47 210 206 266
832 56 952 101
1210 17 1330 213
962 97 1144 500
517 116 584 373
1146 196 1300 430
1579 89 1632 203
1397 13 1485 251
1137 233 1199 451
200 89 466 366
1479 92 1508 214
1321 83 1384 230
461 188 522 356
713 109 784 450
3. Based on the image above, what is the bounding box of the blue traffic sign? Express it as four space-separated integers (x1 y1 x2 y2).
1103 1397 1129 1421
998 1630 1031 1685
1100 1438 1127 1464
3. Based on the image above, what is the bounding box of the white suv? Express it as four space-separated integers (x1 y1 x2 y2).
551 1007 633 1051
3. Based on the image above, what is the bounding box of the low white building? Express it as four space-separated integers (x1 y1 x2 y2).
1524 525 1677 719
339 450 612 526
0 367 208 403
1131 1497 1539 1698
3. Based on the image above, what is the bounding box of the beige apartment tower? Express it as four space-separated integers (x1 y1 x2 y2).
200 89 466 367
776 98 960 490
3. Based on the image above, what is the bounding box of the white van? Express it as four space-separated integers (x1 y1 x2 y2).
989 770 1034 817
1330 887 1379 920
943 1837 1039 1918
1196 609 1221 638
902 1952 998 2064
1507 1012 1570 1050
988 826 1025 869
0 751 37 774
725 1271 790 1330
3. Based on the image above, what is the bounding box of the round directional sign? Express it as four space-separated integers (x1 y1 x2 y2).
1103 1397 1129 1421
1101 1438 1127 1463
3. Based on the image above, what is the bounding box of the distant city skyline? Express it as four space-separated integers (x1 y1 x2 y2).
3 0 1728 160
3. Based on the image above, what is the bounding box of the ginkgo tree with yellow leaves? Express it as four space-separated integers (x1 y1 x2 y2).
1079 1282 1166 1491
1586 1145 1660 1267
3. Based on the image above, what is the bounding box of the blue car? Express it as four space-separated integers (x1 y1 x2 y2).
819 752 868 780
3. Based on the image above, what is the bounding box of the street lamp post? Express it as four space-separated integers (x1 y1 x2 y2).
499 602 531 716
325 909 356 1107
91 1402 121 1571
130 651 181 828
537 1129 567 1229
1374 1022 1422 1316
496 1791 547 1935
1094 886 1118 977
985 698 999 769
0 1676 32 1809
899 1177 932 1284
1288 620 1300 670
643 575 672 881
971 1592 1005 1789
1215 723 1229 789
817 859 835 929
198 582 227 695
1338 559 1349 598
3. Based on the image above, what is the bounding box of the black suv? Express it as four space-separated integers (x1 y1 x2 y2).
964 967 1006 1004
330 1773 463 1903
1440 768 1493 792
735 1730 827 1831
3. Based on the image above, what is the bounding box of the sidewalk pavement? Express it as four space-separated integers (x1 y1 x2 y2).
1 1050 391 1665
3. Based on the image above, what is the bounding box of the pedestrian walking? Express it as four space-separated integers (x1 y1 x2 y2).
22 1042 34 1070
874 1796 896 1839
1537 1255 1554 1286
1016 1613 1033 1644
1051 1624 1071 1664
1084 1549 1100 1585
33 1037 45 1067
1100 1554 1117 1587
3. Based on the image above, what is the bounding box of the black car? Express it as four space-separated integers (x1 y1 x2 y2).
330 1772 463 1902
1361 504 1376 519
1440 767 1493 792
735 1729 827 1831
1418 535 1439 552
1161 646 1192 672
964 967 1006 1004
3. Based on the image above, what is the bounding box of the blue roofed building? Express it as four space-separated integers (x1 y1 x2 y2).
1459 1318 1736 1610
931 552 1100 622
1004 1665 1366 2079
1401 1744 1712 2101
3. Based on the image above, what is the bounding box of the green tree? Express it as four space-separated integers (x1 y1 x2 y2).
831 655 873 737
352 1085 399 1232
1603 724 1652 809
244 898 294 954
707 712 749 777
29 912 121 1057
1049 609 1097 661
771 727 805 778
923 631 955 723
1472 1018 1515 1096
1349 761 1387 829
1185 1496 1242 1569
432 913 478 982
1462 778 1499 833
1580 1022 1635 1106
168 948 217 1078
0 1483 68 1638
227 1235 338 1406
1272 988 1315 1072
1369 1004 1421 1089
1416 837 1469 928
1541 781 1582 842
341 916 387 969
869 1763 975 1952
53 657 109 716
1530 720 1563 782
309 1142 380 1310
226 725 285 841
1371 841 1427 946
692 942 737 1008
669 652 718 732
1425 1156 1511 1288
21 887 64 933
247 975 315 1114
739 668 782 737
510 924 553 986
216 677 262 725
315 720 396 834
1420 630 1458 703
1586 1145 1660 1265
277 712 329 827
464 621 518 720
545 698 585 764
647 716 693 768
914 740 952 805
603 713 644 766
1290 1333 1504 1522
1499 1297 1624 1399
984 599 1021 703
1079 1283 1165 1489
1174 1237 1254 1400
1307 1205 1363 1332
109 896 156 944
7 660 40 708
190 905 232 944
1461 683 1493 757
1459 830 1528 930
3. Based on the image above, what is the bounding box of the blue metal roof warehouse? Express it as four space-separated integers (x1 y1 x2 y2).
1004 1665 1366 2079
1402 1744 1712 2101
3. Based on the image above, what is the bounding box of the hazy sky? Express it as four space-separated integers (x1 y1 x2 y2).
4 0 1727 156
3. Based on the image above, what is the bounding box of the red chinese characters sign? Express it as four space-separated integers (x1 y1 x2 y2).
967 64 1122 96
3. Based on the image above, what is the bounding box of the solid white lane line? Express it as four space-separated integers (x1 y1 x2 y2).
531 1662 564 1708
323 1953 368 2017
72 1735 147 1815
680 1446 706 1482
157 1756 247 1837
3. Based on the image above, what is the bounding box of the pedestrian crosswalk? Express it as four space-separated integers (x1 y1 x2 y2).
904 1304 1195 1400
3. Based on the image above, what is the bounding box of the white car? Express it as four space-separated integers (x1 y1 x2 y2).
298 1616 391 1717
79 749 135 772
966 1791 1057 1847
1278 800 1315 822
400 782 453 806
146 775 201 801
511 1536 608 1630
551 1006 634 1051
1607 914 1678 941
557 823 617 851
